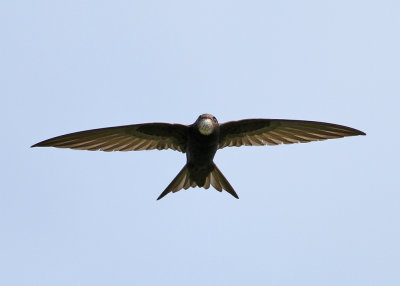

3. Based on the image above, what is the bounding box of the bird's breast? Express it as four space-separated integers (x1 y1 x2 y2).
186 133 219 166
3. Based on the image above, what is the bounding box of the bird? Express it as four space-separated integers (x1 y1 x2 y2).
32 114 365 200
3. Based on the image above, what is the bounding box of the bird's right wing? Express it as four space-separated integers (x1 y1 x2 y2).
218 119 365 149
32 123 188 152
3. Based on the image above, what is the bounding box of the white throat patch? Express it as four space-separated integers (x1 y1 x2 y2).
198 118 214 135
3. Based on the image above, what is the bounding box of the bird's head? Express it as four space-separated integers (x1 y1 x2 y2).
195 114 219 135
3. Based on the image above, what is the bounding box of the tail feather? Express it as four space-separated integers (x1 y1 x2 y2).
157 163 239 200
210 163 239 199
157 165 192 200
204 175 211 189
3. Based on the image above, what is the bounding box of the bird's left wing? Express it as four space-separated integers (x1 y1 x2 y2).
218 119 365 149
32 123 188 152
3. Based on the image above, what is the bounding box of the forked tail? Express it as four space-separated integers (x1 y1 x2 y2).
157 163 239 200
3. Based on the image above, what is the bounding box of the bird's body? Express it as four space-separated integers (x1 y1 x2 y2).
186 131 217 186
32 114 365 199
186 117 219 167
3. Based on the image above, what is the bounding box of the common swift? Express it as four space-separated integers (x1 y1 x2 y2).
32 114 365 200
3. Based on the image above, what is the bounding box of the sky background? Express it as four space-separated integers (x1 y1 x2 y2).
1 1 399 285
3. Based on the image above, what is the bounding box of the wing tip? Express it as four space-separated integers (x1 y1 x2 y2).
31 138 53 148
351 129 366 136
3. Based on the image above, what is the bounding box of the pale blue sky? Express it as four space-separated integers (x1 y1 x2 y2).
1 1 399 285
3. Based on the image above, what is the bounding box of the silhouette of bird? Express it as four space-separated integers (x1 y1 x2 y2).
32 114 365 199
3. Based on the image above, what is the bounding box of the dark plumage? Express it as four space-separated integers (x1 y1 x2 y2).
32 114 366 199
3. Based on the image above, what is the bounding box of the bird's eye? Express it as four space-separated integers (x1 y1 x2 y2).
213 117 217 122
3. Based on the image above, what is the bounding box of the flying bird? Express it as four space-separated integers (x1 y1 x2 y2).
32 114 365 200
